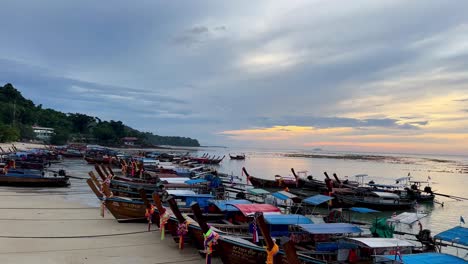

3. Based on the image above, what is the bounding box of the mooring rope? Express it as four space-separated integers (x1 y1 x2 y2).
0 230 159 239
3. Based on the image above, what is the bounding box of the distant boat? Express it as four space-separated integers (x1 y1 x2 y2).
0 168 69 187
333 189 415 211
229 154 245 160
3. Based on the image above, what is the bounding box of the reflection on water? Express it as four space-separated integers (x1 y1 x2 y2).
203 147 468 235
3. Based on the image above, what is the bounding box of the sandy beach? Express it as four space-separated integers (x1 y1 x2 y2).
0 188 212 264
0 142 47 152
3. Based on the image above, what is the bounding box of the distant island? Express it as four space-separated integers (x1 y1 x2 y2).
0 83 200 147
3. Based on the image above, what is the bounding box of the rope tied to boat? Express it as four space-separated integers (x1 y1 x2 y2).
145 204 156 232
203 227 219 264
159 208 171 240
177 220 190 250
265 242 279 264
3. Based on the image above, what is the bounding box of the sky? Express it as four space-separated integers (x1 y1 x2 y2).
1 0 468 155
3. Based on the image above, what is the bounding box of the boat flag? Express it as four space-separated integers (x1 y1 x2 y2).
461 216 465 225
251 214 259 243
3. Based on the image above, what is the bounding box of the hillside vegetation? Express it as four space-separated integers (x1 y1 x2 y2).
0 83 200 147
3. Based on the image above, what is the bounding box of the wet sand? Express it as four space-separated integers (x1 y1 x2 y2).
0 189 212 264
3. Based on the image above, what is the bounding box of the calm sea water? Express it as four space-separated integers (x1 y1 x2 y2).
32 147 468 257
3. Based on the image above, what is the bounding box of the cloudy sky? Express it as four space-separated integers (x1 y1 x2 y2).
1 0 468 154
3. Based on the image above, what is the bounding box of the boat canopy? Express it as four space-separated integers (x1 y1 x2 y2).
264 214 313 225
376 253 467 264
271 191 297 201
298 223 363 234
209 199 251 212
347 238 414 248
349 207 380 213
368 183 401 189
354 174 368 178
159 177 191 183
434 226 468 246
387 212 428 225
247 188 270 195
228 204 281 216
184 179 208 185
395 176 411 182
372 191 400 199
167 190 196 196
302 194 334 206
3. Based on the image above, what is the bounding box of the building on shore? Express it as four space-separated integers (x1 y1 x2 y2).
32 126 54 141
122 137 138 146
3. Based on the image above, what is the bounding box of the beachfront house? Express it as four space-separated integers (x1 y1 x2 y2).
32 126 54 141
122 137 138 146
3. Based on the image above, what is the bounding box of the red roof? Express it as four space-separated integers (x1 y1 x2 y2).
229 204 281 216
122 137 138 141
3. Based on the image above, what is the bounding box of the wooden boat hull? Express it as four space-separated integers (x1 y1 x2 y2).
101 198 148 222
85 157 112 164
334 194 415 211
230 155 245 160
0 176 70 187
248 176 305 189
217 236 324 264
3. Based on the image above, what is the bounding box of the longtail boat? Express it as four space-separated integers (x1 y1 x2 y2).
0 168 69 187
230 154 246 160
86 178 148 222
333 189 416 211
243 167 306 189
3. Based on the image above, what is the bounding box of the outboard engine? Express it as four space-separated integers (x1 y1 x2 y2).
424 186 433 194
58 169 66 176
236 192 246 199
416 229 435 250
307 175 313 181
411 184 418 190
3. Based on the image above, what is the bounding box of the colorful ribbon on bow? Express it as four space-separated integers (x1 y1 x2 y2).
145 204 156 231
265 243 279 264
99 179 113 218
159 208 171 240
203 227 219 264
177 220 189 249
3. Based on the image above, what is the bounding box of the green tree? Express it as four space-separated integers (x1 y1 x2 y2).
68 113 96 134
0 125 20 142
50 128 70 145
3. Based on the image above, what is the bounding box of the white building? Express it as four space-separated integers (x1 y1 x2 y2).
32 126 54 141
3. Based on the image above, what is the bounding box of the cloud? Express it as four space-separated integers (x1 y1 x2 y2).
254 116 425 130
1 0 468 152
172 25 226 47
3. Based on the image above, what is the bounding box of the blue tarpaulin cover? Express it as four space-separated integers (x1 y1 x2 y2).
298 223 363 234
209 199 251 212
264 214 313 225
303 194 334 205
271 191 297 201
184 179 208 185
349 207 380 213
434 226 468 246
378 253 467 264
